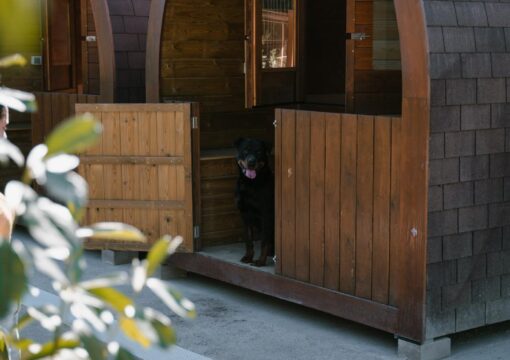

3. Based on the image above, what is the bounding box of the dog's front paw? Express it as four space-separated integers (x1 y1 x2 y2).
253 258 267 267
240 254 253 263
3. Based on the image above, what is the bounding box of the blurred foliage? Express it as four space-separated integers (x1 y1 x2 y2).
0 55 195 360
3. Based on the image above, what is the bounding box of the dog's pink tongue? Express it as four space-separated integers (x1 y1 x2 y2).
245 169 257 179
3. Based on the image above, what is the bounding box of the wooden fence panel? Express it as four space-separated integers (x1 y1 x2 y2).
76 103 196 252
31 92 100 146
277 109 402 306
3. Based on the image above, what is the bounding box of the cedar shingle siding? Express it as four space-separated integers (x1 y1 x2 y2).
425 0 510 338
107 0 150 102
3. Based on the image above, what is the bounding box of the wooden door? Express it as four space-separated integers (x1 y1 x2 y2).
76 103 200 252
345 0 401 114
43 0 83 92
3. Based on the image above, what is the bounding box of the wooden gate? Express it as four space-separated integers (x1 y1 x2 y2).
275 109 401 306
75 103 199 252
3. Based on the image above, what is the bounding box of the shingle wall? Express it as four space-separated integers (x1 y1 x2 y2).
107 0 150 102
425 0 510 338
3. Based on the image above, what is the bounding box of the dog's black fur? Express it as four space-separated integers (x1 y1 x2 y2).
234 138 274 266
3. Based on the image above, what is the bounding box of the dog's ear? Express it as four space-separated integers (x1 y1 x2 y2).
233 137 245 150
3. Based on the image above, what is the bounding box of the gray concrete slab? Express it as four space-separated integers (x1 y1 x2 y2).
14 230 510 360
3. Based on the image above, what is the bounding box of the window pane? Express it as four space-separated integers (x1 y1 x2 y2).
261 0 295 69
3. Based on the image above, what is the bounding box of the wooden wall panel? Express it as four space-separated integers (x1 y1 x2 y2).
277 109 401 306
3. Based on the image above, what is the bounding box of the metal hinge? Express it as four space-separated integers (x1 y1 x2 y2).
347 32 370 41
243 63 246 74
273 119 278 127
193 225 200 239
191 116 199 129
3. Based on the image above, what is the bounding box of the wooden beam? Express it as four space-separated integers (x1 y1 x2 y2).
146 0 167 103
393 0 430 342
89 0 115 102
170 252 399 334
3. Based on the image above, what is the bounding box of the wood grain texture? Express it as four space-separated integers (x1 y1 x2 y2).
294 110 311 282
76 104 196 251
309 111 325 286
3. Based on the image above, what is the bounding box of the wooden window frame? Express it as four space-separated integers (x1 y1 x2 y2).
246 0 298 108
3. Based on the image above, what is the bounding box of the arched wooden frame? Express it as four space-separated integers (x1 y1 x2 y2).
393 0 430 341
90 0 115 102
144 0 431 342
145 0 166 103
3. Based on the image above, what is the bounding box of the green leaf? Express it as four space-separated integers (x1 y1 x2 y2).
146 236 182 277
115 347 137 360
119 317 152 348
0 87 37 113
45 114 102 157
45 171 88 211
0 332 8 360
81 334 107 360
77 222 146 243
0 242 27 318
24 338 80 360
0 54 27 67
137 308 175 349
87 287 133 313
146 278 196 319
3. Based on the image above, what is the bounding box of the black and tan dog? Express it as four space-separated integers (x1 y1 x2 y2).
234 138 274 266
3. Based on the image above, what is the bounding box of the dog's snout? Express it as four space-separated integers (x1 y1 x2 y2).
246 155 257 167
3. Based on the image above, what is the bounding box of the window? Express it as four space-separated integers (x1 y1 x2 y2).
261 0 296 69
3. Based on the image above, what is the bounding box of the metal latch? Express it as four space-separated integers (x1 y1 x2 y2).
347 32 369 41
193 225 200 239
273 119 278 127
191 116 199 129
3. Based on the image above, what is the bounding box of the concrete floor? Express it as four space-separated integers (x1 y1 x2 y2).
18 235 510 360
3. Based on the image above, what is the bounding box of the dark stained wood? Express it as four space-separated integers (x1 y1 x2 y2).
309 111 325 286
339 114 357 294
324 113 341 290
294 110 311 282
275 109 283 275
170 252 399 334
389 117 401 307
146 0 167 103
281 109 296 278
31 92 100 146
355 115 374 299
372 117 391 304
393 0 430 342
191 103 202 250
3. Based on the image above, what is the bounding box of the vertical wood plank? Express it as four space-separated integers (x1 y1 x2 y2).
274 109 283 274
102 112 121 155
372 117 391 304
355 115 374 299
87 164 105 200
103 164 123 200
182 104 194 251
120 111 138 155
294 110 310 282
281 109 296 278
309 112 325 287
138 111 157 155
324 113 341 291
340 114 357 294
43 93 53 143
157 111 174 156
389 117 401 306
175 110 185 157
